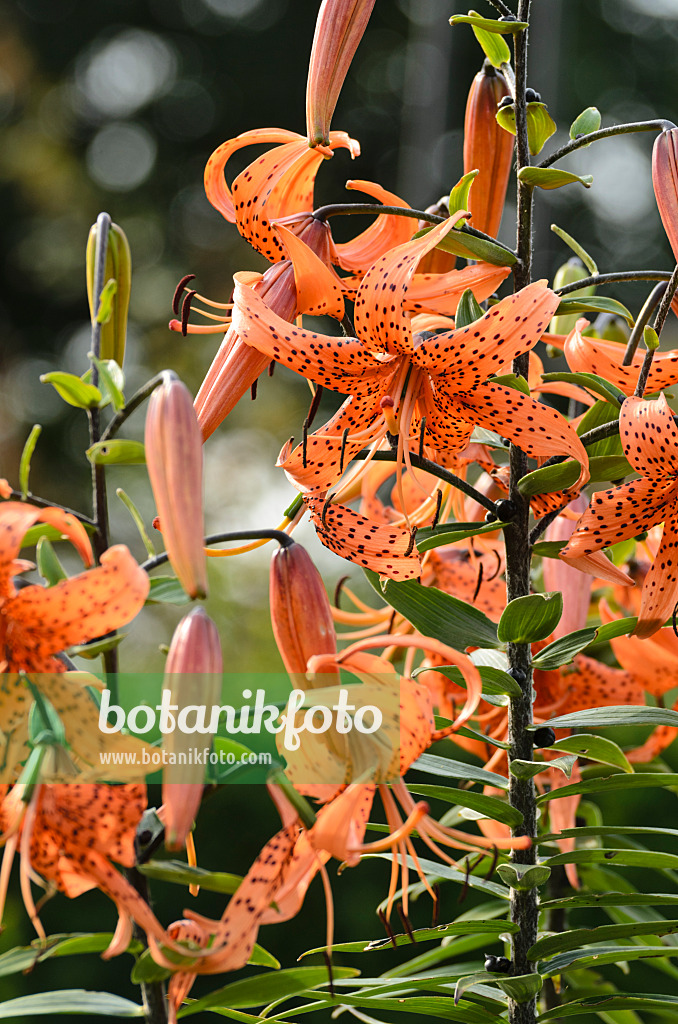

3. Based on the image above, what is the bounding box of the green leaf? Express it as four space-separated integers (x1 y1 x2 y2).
138 859 242 894
416 520 510 552
540 947 678 981
412 752 509 789
548 735 632 773
421 223 517 266
529 919 678 961
19 424 41 498
518 454 630 498
36 536 67 585
540 371 625 406
407 783 523 826
525 103 557 156
455 287 486 328
556 295 634 324
531 540 567 559
497 592 562 644
541 891 678 911
539 994 678 1020
20 521 96 549
532 617 637 671
538 825 678 846
131 950 172 985
68 634 126 660
470 15 511 67
497 863 551 891
536 771 678 804
550 225 598 275
287 994 505 1023
181 968 360 1018
0 990 143 1018
364 569 501 651
449 13 528 33
498 973 543 1003
0 934 140 979
40 371 102 408
303 919 516 958
537 704 678 732
420 663 521 698
544 848 678 871
490 372 531 396
570 106 602 140
86 440 146 465
145 575 192 605
90 354 125 410
449 170 479 220
510 754 577 780
518 166 592 189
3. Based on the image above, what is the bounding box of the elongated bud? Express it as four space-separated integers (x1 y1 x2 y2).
463 61 514 238
269 540 339 689
653 128 678 262
86 220 132 366
145 372 207 599
162 608 223 850
306 0 376 150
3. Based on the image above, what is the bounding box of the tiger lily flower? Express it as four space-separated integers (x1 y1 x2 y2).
561 394 678 637
565 318 678 396
232 217 589 504
0 501 149 674
0 783 168 954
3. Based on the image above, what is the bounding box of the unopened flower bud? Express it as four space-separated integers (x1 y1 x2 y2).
145 372 207 599
306 0 376 150
162 607 223 850
86 219 132 367
463 61 514 239
549 257 596 336
653 128 678 263
269 540 339 689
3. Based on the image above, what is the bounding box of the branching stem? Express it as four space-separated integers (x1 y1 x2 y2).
539 119 675 169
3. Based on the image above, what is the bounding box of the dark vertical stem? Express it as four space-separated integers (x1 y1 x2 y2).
128 866 168 1024
505 5 539 1024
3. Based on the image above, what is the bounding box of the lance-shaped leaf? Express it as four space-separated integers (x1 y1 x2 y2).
517 166 592 189
510 755 577 780
555 295 633 323
86 440 146 466
540 371 626 406
531 617 637 670
518 454 631 497
40 371 102 408
496 103 557 156
497 592 563 643
570 106 601 140
497 863 551 891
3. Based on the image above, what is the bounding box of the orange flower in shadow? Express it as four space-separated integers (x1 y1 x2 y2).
0 501 149 673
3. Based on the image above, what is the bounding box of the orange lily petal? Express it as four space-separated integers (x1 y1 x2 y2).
635 508 678 637
557 548 634 589
412 281 559 386
204 128 302 222
600 598 678 695
565 319 678 395
406 263 511 316
334 179 415 273
417 375 475 453
305 496 422 580
274 222 345 318
5 545 149 670
620 394 678 478
0 502 92 599
557 654 644 713
353 216 464 356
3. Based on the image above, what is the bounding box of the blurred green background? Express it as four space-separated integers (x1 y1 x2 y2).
3 0 678 1019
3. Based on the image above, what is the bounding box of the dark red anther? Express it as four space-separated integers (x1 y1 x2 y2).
172 273 196 315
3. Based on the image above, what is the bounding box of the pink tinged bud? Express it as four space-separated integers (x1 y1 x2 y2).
463 61 514 239
269 540 339 689
542 496 592 639
306 0 376 149
653 128 678 263
161 607 223 851
145 372 208 599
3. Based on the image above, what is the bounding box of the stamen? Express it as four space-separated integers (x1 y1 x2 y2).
472 562 484 604
305 384 324 430
181 290 197 336
302 421 308 469
673 601 678 638
387 610 396 634
432 489 443 529
334 575 350 609
431 883 440 925
396 902 416 943
380 396 399 435
251 378 258 401
484 845 500 881
377 908 398 947
418 417 427 458
404 526 417 558
323 952 335 999
172 274 196 315
339 427 350 474
486 549 502 581
186 832 199 897
268 360 276 377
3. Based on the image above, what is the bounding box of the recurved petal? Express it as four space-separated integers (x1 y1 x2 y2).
557 654 645 713
561 477 678 562
412 281 559 388
0 502 93 600
635 508 678 637
600 598 678 696
620 394 678 478
556 549 633 588
406 262 511 316
334 180 416 273
204 128 303 222
453 381 589 483
305 496 422 580
231 273 389 392
274 222 344 318
353 216 465 356
5 545 149 671
565 320 678 395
